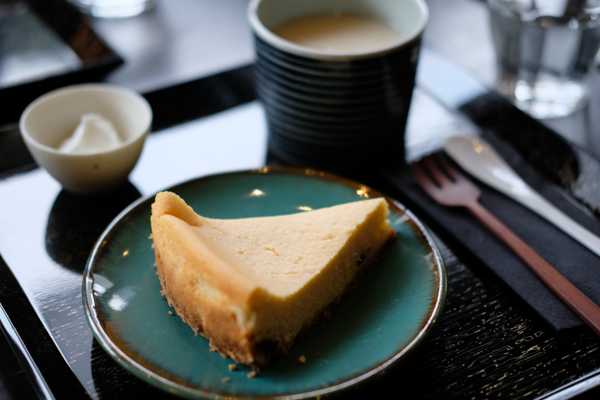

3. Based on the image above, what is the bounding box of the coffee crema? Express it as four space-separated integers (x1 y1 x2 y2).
272 13 402 53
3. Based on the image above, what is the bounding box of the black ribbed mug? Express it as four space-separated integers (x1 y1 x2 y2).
248 0 428 172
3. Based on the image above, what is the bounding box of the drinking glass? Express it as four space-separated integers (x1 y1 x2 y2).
488 0 600 119
67 0 155 19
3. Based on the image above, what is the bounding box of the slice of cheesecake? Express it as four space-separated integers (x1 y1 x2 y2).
150 191 396 368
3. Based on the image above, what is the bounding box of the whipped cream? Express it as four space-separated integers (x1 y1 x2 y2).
59 113 122 154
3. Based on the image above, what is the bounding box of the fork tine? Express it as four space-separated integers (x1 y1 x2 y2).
411 158 446 201
434 153 467 183
411 160 427 184
411 160 436 189
421 156 452 187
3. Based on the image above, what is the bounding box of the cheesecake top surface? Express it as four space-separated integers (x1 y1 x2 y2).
151 191 391 298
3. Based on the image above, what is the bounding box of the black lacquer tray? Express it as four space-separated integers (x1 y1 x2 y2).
0 0 123 127
2 44 600 400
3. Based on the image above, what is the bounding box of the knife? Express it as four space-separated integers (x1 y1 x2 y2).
444 135 600 258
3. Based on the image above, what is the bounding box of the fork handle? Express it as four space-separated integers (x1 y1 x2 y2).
467 200 600 336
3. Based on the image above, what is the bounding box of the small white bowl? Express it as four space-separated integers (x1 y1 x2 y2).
20 84 152 195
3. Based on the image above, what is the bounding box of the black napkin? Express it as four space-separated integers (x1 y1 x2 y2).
382 132 600 332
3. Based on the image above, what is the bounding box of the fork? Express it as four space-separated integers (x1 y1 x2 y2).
411 154 600 336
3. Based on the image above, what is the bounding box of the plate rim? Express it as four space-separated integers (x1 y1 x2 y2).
82 166 447 399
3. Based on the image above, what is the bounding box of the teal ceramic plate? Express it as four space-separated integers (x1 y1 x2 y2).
83 167 446 399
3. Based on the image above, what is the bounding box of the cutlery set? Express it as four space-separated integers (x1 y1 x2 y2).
411 136 600 335
412 135 600 337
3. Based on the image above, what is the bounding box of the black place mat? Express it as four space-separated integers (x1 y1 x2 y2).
381 131 600 332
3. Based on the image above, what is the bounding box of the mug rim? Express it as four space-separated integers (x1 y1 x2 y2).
248 0 429 61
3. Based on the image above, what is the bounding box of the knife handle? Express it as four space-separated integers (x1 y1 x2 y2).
513 189 600 258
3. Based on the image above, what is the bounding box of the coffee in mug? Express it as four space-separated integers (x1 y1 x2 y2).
273 13 403 54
